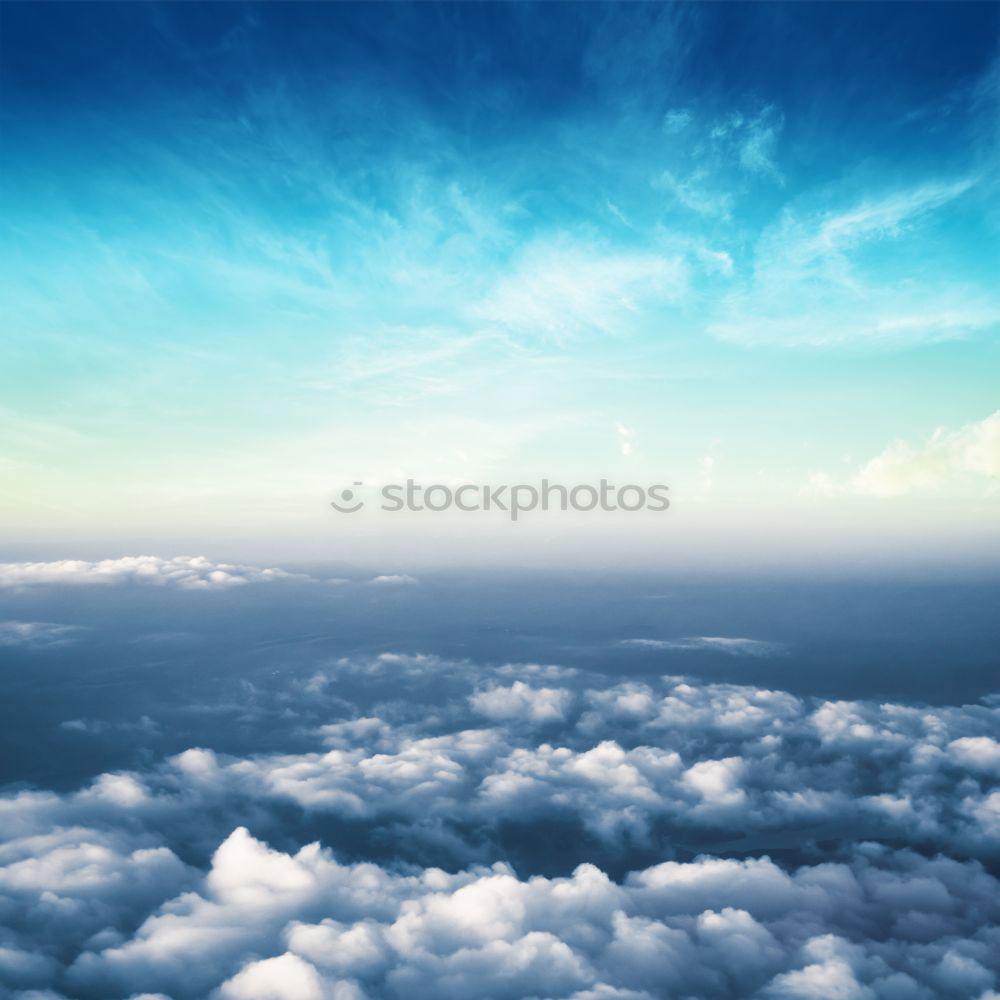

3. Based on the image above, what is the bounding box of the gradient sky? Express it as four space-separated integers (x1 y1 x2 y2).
2 2 998 569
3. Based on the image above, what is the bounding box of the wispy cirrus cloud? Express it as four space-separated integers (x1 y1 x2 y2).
713 104 785 183
654 169 734 219
709 178 1000 347
471 239 689 342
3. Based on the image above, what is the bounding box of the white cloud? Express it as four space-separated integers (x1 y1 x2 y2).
0 556 306 590
366 575 419 586
469 681 573 723
807 411 1000 497
709 178 999 347
729 106 785 183
662 108 692 134
705 105 785 178
695 245 734 277
809 180 973 253
473 239 688 341
0 621 87 647
682 757 747 807
615 423 636 457
216 952 362 1000
949 737 1000 775
654 170 732 219
621 636 784 657
763 936 875 1000
2 650 1000 998
47 828 1000 1000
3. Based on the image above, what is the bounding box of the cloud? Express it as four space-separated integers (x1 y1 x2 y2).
662 108 693 134
682 757 748 807
0 620 87 647
470 681 573 724
7 657 997 866
709 178 1000 347
217 952 364 1000
807 411 1000 497
737 109 784 182
615 423 636 457
2 648 1000 998
808 180 973 252
0 557 428 595
621 637 784 657
654 170 733 219
45 828 1000 1000
710 105 785 183
695 245 734 277
472 239 688 341
0 556 307 590
653 103 784 223
949 737 1000 776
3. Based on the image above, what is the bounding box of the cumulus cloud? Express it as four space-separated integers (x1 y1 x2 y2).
2 650 999 999
949 737 1000 775
32 828 1000 1000
807 411 1000 498
0 556 307 590
217 952 364 1000
470 681 573 723
682 757 748 807
366 575 419 586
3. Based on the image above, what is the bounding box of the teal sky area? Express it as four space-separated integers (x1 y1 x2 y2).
2 2 998 570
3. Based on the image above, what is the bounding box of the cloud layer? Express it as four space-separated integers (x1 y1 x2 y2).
1 647 998 999
0 556 304 591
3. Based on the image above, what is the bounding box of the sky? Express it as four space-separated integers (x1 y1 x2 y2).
2 1 999 570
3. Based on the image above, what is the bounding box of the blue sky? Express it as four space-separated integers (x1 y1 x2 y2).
2 2 998 568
